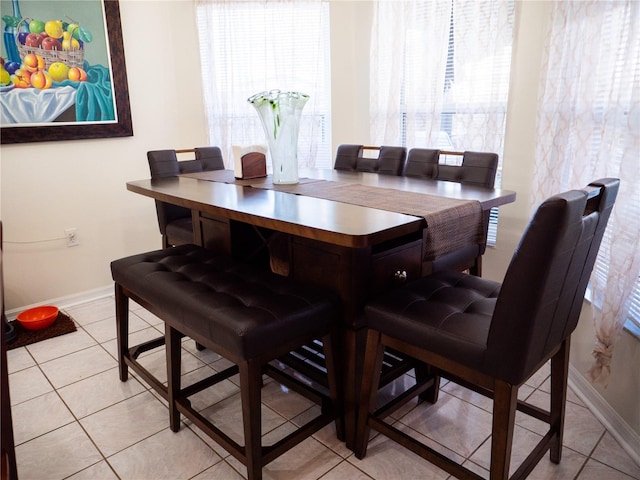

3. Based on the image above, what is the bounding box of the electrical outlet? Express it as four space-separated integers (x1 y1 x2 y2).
65 228 79 247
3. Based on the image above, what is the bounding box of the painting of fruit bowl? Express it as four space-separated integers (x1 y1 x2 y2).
0 0 132 143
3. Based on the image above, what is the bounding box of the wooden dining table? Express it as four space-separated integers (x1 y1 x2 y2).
126 168 516 449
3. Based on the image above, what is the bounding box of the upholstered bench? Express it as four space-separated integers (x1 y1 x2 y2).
111 244 342 480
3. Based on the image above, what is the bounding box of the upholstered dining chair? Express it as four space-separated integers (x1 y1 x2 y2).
147 147 224 248
402 148 440 178
428 151 499 276
356 146 407 175
334 144 407 176
354 178 619 480
435 150 499 187
334 144 362 171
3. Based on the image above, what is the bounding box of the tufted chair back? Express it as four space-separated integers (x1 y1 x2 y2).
403 148 440 178
435 151 498 187
334 145 407 176
486 178 618 384
372 146 407 175
333 144 361 171
356 146 407 175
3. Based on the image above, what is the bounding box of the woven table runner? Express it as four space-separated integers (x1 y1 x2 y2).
278 181 483 260
182 171 483 260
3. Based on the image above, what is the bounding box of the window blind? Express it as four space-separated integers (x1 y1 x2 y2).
374 0 515 246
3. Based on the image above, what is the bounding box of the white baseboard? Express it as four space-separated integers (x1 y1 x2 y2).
5 285 113 321
569 364 640 466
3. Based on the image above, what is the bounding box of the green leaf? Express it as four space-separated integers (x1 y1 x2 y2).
78 26 93 43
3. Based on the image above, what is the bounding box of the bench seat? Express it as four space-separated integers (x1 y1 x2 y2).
111 244 342 480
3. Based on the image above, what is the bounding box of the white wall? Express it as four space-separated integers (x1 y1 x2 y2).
330 1 372 147
1 1 208 309
1 0 638 448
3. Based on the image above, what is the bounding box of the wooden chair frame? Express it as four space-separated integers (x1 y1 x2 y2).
356 328 570 480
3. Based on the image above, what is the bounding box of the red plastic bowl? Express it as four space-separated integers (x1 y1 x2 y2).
16 306 59 331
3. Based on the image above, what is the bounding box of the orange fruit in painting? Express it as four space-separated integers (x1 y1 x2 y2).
23 53 45 72
30 70 52 89
68 67 87 82
11 68 31 88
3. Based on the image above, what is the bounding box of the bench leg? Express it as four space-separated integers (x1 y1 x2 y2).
415 363 440 404
166 324 182 432
115 283 129 382
239 359 263 480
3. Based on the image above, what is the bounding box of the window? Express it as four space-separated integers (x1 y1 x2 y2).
195 0 332 169
370 0 515 245
577 5 639 337
628 287 640 338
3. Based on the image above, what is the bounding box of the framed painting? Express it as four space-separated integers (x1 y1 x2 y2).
0 0 132 144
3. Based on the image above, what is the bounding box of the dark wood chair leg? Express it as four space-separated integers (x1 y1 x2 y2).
166 324 182 432
115 283 129 382
354 329 385 459
550 339 569 463
239 359 264 480
490 379 518 480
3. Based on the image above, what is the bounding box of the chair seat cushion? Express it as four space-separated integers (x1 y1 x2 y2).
111 245 339 360
365 270 500 368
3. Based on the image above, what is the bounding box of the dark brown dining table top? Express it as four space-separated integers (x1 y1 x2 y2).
182 169 515 255
127 169 516 250
127 176 424 248
184 168 516 210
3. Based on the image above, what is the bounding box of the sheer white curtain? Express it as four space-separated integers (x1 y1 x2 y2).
531 1 640 386
370 1 450 146
369 0 513 153
195 0 331 168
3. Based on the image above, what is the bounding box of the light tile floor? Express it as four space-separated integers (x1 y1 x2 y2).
6 296 640 480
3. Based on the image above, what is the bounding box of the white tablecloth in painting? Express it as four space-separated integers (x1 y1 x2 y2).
0 86 76 125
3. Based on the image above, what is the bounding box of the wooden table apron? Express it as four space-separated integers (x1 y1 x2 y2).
126 171 516 450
